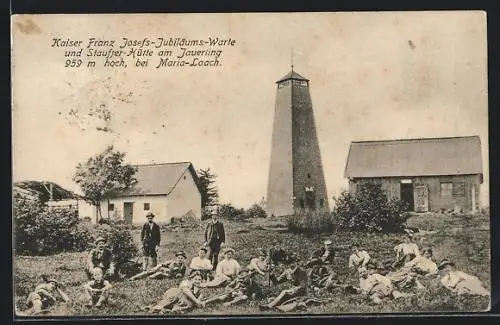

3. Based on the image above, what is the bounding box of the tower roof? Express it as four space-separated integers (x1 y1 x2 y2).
276 71 309 83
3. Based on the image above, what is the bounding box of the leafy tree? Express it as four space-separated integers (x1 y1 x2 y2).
197 168 219 209
73 146 137 223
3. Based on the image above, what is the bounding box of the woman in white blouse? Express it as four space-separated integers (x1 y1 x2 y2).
438 259 489 296
348 244 371 269
393 233 420 269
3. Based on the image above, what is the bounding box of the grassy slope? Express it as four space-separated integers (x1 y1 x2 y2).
14 213 491 316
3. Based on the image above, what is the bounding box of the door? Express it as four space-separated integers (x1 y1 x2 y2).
123 202 134 224
400 183 414 211
414 185 429 213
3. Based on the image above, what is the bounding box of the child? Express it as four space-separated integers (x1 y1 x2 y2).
129 251 187 280
142 271 205 314
348 243 371 269
259 254 308 310
201 248 241 288
24 275 71 315
83 267 112 308
393 234 420 269
189 247 213 281
438 259 489 296
203 269 262 307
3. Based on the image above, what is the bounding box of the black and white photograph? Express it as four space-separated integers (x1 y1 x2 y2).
11 11 490 317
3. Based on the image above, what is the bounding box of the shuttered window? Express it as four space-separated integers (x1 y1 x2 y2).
440 182 453 198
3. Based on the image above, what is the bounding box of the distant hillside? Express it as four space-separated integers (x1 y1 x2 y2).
14 181 80 203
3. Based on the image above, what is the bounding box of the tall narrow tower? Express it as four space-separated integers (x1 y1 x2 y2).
266 69 329 217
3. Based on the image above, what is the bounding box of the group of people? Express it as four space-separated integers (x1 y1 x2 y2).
20 210 490 315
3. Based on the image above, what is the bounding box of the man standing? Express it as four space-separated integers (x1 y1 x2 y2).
141 212 161 271
204 208 225 271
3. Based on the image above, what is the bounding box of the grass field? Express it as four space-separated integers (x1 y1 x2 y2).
13 213 491 316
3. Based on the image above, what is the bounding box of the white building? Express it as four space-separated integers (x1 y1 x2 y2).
100 162 202 224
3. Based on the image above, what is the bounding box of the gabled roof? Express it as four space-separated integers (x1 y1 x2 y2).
114 162 200 197
344 136 483 179
276 70 309 83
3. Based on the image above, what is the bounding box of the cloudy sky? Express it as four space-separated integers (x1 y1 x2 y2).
12 11 488 208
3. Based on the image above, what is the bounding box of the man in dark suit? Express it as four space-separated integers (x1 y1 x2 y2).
305 239 336 268
204 208 226 271
141 212 161 271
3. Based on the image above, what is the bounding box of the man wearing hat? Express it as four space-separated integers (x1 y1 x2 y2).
129 251 187 281
203 269 263 307
24 275 71 315
305 239 336 268
141 211 161 271
269 239 289 267
201 247 240 288
85 237 116 280
204 207 226 271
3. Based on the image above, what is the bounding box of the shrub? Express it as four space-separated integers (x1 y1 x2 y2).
92 219 139 266
286 210 334 235
333 183 410 233
218 203 245 220
14 196 92 255
244 203 267 218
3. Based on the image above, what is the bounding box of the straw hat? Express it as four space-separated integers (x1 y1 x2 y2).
146 212 155 218
223 247 235 255
175 251 187 259
438 259 455 270
95 236 106 244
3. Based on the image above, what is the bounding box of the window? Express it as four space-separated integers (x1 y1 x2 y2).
183 176 187 180
440 182 453 198
401 179 412 184
108 203 115 211
299 199 305 209
320 199 324 208
452 182 465 197
307 173 311 179
144 203 150 211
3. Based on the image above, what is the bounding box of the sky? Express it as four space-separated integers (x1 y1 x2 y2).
12 12 489 209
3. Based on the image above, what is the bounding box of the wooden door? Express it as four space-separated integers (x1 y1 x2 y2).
414 185 429 213
123 202 134 224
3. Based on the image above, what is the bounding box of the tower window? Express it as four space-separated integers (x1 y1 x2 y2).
320 199 324 208
307 173 311 179
300 199 305 209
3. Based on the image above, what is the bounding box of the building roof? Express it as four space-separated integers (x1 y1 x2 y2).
276 70 309 83
344 136 483 179
113 162 200 197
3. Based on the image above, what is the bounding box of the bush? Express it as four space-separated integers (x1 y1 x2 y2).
286 210 334 235
244 203 267 218
333 183 410 233
14 196 92 255
92 219 139 266
218 203 245 220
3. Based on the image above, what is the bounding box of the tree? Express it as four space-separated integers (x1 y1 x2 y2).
73 146 137 223
197 168 219 208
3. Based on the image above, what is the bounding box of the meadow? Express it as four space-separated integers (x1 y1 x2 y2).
13 212 491 316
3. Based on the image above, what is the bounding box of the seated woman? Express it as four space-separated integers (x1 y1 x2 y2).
142 271 205 314
348 243 371 269
203 269 262 307
83 267 112 308
23 275 71 315
353 265 410 304
85 237 116 280
247 248 270 282
438 259 489 296
259 254 309 311
393 233 420 269
129 251 187 281
189 247 213 281
387 247 438 290
201 248 241 288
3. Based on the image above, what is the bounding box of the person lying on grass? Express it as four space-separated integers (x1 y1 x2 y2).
387 247 438 291
85 236 116 281
23 275 71 315
141 271 205 314
188 247 213 281
200 248 241 288
129 251 187 281
259 254 308 311
393 233 421 269
352 265 411 305
438 259 489 296
83 267 112 308
203 269 263 307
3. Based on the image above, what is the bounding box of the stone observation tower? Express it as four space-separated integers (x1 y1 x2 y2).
266 67 329 217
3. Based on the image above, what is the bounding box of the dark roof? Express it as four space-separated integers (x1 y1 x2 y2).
114 162 200 197
14 181 78 202
344 136 483 178
276 70 309 83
